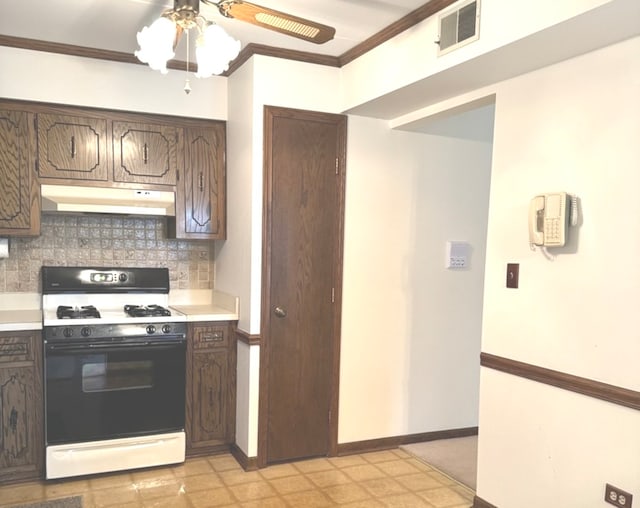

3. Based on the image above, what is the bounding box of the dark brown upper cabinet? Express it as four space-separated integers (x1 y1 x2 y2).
169 124 226 240
0 99 227 241
0 103 40 236
37 113 108 182
113 121 178 186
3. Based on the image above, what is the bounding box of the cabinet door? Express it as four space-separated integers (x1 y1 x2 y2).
113 121 177 185
173 124 226 239
186 322 235 455
189 349 229 447
37 113 108 181
0 108 39 236
0 332 43 483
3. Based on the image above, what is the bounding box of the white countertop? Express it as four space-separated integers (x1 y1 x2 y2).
0 309 42 331
0 290 238 331
0 293 42 331
170 304 238 322
169 289 239 322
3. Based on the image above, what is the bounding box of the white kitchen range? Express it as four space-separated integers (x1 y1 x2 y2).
41 266 187 479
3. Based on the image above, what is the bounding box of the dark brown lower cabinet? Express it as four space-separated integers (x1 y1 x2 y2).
0 331 43 483
186 322 236 456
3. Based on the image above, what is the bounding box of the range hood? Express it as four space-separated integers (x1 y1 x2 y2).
41 185 176 216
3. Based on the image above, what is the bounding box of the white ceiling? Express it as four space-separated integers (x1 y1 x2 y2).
1 0 432 59
5 0 639 124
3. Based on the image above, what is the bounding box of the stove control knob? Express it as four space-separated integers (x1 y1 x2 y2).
81 327 92 337
119 273 128 282
162 324 171 334
63 327 73 338
146 325 156 335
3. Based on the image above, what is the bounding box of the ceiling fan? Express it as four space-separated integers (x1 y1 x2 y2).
176 0 336 44
136 0 336 88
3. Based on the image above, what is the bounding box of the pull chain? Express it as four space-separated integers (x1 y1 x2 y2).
184 29 192 95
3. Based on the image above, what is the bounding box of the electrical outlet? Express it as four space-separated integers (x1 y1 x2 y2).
605 484 633 508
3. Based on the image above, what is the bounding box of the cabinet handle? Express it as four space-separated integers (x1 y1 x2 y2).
199 172 204 190
71 136 76 158
143 143 148 164
10 407 18 431
203 332 223 342
0 345 28 355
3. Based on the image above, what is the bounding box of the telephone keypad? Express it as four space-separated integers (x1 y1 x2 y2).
545 218 561 243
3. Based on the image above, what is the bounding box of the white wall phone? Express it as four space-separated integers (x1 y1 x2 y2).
529 192 578 248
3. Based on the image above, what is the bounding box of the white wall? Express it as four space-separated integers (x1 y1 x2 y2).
477 36 640 507
215 59 256 455
215 60 255 334
340 0 616 113
339 114 493 442
0 47 227 118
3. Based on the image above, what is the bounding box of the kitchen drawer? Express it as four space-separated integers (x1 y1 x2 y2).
0 333 36 363
192 324 229 350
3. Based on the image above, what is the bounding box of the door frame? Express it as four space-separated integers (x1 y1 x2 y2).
257 105 347 468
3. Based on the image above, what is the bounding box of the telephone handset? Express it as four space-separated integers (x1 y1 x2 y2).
529 192 577 248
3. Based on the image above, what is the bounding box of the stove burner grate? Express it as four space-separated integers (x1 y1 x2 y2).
56 305 101 319
124 304 171 318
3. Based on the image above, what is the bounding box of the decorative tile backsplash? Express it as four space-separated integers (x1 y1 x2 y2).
0 215 215 293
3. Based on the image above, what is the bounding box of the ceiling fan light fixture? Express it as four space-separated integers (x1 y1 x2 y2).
135 16 177 74
195 23 242 78
135 0 240 82
135 0 336 84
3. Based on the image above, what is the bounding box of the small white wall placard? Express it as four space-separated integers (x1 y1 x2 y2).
445 241 469 269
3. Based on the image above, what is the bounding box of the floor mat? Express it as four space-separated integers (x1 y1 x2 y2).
9 496 83 508
401 435 477 490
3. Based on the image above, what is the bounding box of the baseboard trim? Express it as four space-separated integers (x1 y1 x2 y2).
473 495 498 508
235 328 261 346
230 444 258 471
336 427 478 456
481 352 640 411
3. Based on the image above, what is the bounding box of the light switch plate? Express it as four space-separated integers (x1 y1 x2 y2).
506 263 519 288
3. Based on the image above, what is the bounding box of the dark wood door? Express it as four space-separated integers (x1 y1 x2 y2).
113 121 177 185
37 112 108 181
260 106 347 465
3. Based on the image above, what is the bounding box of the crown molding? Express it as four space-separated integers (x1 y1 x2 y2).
0 0 456 75
338 0 456 66
0 34 200 73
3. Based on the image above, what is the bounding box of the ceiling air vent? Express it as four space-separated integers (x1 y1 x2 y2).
437 0 480 56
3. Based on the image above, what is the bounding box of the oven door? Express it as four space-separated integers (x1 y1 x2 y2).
45 338 186 445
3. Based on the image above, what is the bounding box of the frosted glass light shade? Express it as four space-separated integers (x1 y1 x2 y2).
135 17 177 74
195 24 241 78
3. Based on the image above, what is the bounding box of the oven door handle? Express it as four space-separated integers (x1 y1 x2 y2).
45 340 185 353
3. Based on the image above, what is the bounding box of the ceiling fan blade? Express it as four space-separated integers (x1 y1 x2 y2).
215 0 335 44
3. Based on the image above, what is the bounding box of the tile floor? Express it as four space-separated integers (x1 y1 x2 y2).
0 449 474 508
